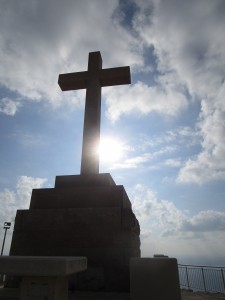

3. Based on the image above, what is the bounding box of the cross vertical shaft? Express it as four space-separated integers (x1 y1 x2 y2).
81 52 102 174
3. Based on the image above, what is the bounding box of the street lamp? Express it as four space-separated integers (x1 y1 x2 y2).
1 222 11 256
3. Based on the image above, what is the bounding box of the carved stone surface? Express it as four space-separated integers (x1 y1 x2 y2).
10 173 140 292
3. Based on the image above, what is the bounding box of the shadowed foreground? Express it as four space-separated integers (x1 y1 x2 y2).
69 291 225 300
0 288 225 300
181 290 225 300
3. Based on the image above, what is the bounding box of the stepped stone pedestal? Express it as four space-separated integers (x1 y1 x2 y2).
10 173 140 291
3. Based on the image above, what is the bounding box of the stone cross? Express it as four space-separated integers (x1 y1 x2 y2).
58 51 131 175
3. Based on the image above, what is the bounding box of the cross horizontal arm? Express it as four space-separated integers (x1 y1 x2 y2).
58 66 131 92
100 66 131 87
58 71 88 91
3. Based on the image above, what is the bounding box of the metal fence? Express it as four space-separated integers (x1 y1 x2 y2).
178 264 225 294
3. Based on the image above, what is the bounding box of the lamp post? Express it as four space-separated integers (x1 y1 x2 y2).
1 222 11 256
0 222 11 284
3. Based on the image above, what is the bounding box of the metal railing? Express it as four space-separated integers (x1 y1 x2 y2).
178 264 225 294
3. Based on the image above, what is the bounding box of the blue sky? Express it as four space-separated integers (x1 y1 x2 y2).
1 0 225 266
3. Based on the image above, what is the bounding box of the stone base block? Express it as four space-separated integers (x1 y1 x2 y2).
130 257 181 300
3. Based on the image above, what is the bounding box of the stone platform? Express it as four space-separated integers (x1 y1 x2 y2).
9 173 140 292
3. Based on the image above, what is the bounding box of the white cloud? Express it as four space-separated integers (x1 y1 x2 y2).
165 158 182 168
104 81 188 122
132 184 225 237
132 184 185 234
142 126 200 148
177 155 225 185
133 0 225 184
111 153 152 169
0 0 143 109
108 143 177 170
131 184 225 258
182 210 225 232
105 125 199 172
0 176 47 223
108 127 197 171
0 98 21 116
12 130 45 148
178 101 225 184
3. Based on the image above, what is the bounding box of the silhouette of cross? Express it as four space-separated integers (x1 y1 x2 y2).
58 51 131 175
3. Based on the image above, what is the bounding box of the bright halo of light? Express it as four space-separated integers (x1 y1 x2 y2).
98 137 124 164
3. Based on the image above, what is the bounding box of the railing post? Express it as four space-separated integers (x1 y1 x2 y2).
185 266 190 289
201 267 206 292
221 268 225 293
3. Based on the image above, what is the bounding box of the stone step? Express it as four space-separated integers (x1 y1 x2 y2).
30 186 131 209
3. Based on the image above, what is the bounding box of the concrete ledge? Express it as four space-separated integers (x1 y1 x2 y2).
0 256 87 277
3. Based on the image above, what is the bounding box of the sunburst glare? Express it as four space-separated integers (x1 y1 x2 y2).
98 136 124 164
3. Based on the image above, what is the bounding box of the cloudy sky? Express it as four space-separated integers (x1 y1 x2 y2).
1 0 225 266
